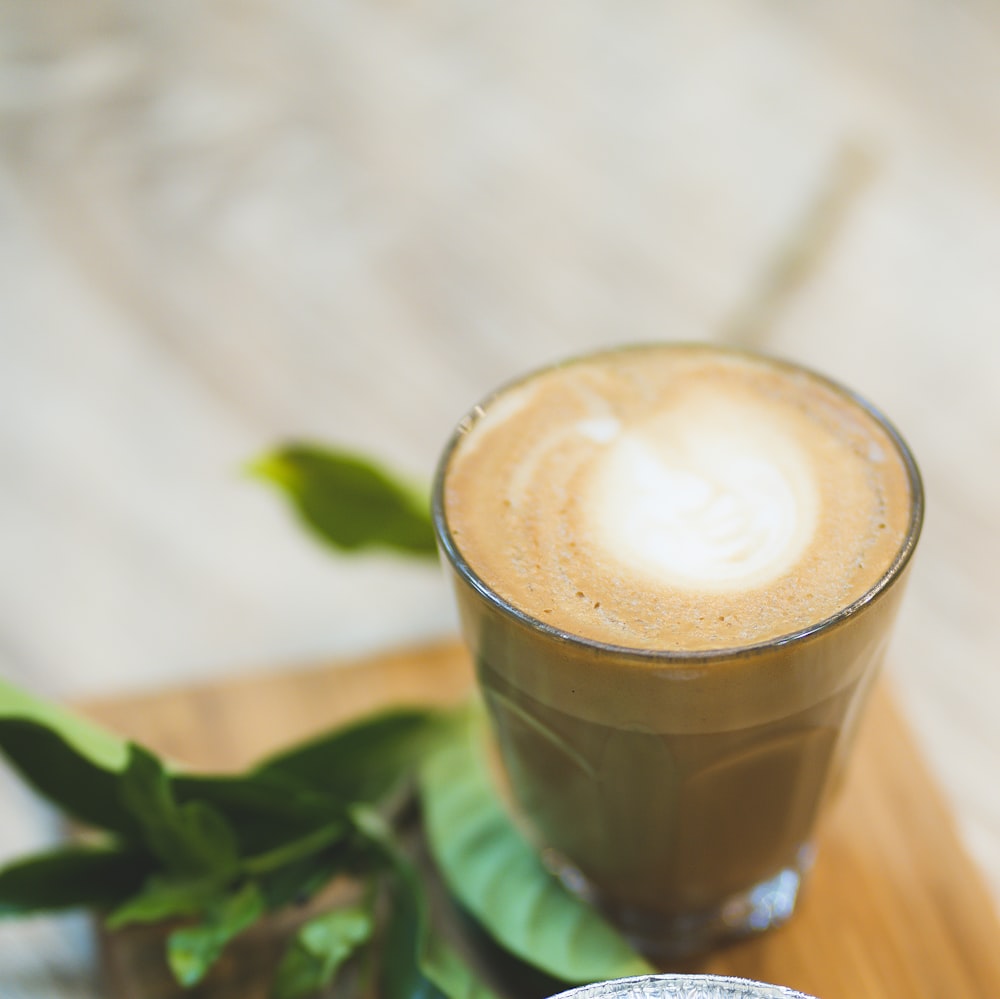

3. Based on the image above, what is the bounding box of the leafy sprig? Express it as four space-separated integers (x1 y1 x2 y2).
0 446 652 996
249 443 438 558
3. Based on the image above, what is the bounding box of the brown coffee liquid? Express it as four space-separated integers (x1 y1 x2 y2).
482 658 853 916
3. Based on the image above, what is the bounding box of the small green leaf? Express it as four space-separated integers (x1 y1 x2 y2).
271 900 374 999
173 772 342 856
119 745 239 877
242 820 348 878
106 871 232 929
250 444 436 557
351 807 492 999
256 847 352 912
0 846 153 917
257 708 449 805
167 882 266 987
422 935 500 999
0 677 128 772
351 807 446 999
108 821 350 928
0 719 140 838
419 712 653 984
379 860 449 999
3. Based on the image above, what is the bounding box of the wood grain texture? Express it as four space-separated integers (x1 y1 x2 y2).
80 640 1000 999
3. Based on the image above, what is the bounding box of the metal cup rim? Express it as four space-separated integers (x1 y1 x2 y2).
545 972 819 999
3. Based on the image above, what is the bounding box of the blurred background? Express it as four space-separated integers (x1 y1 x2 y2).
2 1 1000 993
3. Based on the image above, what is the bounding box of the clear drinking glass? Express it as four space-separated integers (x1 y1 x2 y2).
432 345 923 957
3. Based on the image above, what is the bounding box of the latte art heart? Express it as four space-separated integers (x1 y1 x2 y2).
586 403 819 590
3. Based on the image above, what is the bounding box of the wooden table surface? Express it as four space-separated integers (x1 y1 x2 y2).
82 642 1000 999
2 2 1000 996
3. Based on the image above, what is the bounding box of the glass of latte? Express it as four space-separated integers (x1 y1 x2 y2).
432 344 922 957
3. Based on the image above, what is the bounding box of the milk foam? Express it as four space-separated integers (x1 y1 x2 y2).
442 347 912 651
585 399 818 590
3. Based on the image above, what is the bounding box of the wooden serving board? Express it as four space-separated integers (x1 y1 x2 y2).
80 639 1000 999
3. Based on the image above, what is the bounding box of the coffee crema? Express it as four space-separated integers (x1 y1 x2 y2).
443 345 912 651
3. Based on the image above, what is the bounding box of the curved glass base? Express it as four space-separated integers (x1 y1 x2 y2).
549 845 816 960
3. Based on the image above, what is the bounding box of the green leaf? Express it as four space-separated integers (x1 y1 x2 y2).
0 719 140 838
422 935 500 999
419 712 653 984
381 868 449 998
173 771 342 855
167 881 266 987
250 444 436 557
0 845 153 916
271 900 374 999
106 871 232 929
108 820 349 928
119 745 239 877
255 847 352 912
0 677 128 771
257 708 449 805
242 820 348 879
351 807 446 999
351 807 493 999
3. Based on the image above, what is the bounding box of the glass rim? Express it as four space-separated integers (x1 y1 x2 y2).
432 342 924 665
